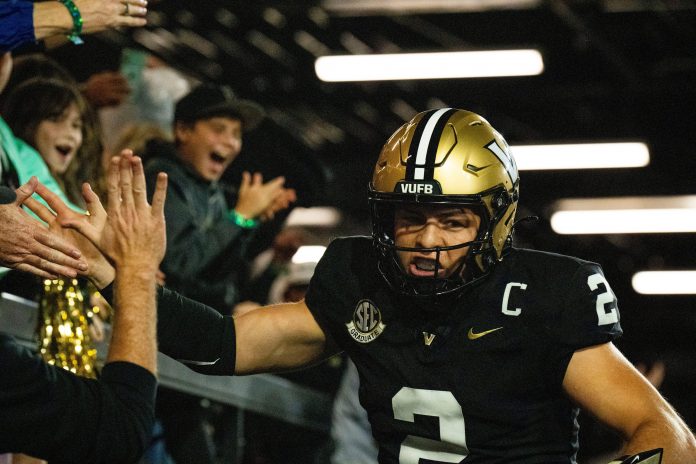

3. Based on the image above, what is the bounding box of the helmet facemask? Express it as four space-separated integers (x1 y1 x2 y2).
368 108 520 301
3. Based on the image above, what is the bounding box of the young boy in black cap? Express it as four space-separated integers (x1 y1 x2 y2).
145 83 295 313
143 83 295 463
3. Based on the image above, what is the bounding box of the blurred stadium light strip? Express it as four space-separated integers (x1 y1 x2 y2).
512 142 649 170
292 246 327 264
315 50 543 81
632 271 696 295
286 207 342 227
550 196 696 234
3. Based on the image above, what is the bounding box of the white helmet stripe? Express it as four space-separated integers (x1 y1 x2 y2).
413 108 451 180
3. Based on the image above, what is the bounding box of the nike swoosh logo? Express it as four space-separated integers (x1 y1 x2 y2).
467 327 503 340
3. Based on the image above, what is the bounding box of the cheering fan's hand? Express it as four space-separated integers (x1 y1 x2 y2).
1 178 86 279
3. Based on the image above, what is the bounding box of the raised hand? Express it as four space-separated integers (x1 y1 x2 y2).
25 149 168 287
96 152 167 271
235 172 296 222
97 151 167 374
60 151 166 266
259 187 297 222
23 181 114 289
0 177 86 279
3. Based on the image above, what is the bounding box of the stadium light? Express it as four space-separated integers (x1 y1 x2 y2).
315 49 543 82
512 142 649 170
550 196 696 234
632 271 696 295
285 207 341 227
292 246 327 264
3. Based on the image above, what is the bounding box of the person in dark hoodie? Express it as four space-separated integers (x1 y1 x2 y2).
144 83 295 314
143 83 295 463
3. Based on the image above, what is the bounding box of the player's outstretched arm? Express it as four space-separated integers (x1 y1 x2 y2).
104 285 331 377
233 299 332 374
95 279 332 376
563 343 696 464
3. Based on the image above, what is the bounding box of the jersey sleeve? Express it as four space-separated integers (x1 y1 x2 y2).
545 261 623 348
98 283 237 375
304 237 373 350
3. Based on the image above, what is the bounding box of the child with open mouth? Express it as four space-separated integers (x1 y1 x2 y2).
2 77 92 206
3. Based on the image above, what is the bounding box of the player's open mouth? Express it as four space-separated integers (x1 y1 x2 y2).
409 257 444 277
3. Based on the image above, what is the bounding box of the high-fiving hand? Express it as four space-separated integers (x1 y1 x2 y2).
72 151 168 271
24 182 112 288
24 150 167 286
0 177 86 279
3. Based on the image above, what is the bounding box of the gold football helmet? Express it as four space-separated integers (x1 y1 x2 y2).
368 108 520 297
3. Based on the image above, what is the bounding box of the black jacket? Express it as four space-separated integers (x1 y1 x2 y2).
0 334 156 463
144 142 255 313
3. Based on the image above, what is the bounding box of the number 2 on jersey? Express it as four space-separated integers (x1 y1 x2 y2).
392 387 469 463
587 273 618 325
391 275 616 463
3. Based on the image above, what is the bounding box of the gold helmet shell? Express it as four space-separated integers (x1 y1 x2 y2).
368 108 520 296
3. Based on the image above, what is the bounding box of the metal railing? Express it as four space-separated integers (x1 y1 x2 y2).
0 292 332 431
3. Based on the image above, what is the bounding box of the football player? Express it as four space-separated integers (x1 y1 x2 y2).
38 110 696 463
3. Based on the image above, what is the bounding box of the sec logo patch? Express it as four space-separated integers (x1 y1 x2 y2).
346 299 386 344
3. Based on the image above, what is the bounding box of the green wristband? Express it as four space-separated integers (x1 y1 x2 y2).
228 210 259 229
59 0 84 45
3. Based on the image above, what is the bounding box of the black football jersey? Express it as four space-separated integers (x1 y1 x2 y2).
305 236 622 464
